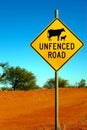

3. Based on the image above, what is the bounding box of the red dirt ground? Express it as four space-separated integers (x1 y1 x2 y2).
0 88 87 130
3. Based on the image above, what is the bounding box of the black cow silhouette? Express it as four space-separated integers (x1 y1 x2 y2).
47 28 65 41
61 35 66 41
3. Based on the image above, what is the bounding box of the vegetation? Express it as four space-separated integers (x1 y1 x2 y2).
59 77 69 88
0 63 37 90
78 79 86 88
43 77 69 88
43 78 55 89
43 78 87 89
0 86 13 91
0 62 87 91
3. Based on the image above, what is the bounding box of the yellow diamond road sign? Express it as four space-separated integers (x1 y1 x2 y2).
30 18 84 71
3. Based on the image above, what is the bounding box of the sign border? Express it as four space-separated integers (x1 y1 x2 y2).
30 18 84 71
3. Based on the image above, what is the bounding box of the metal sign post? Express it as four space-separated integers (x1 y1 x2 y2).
55 71 61 130
30 9 84 130
55 10 61 130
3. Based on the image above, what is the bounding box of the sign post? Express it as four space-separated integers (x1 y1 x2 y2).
55 9 61 130
55 71 60 130
30 9 84 130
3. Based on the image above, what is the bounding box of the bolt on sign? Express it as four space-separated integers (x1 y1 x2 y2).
30 18 84 71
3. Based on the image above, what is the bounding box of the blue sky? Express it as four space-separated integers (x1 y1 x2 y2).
0 0 87 87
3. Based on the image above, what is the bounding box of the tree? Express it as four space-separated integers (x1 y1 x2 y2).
0 63 37 90
43 78 55 89
0 62 9 83
43 77 69 88
78 79 86 88
59 77 69 88
6 66 37 90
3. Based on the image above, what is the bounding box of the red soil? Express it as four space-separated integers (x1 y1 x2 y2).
0 88 87 130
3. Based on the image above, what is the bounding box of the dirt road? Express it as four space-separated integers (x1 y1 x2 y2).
0 88 87 130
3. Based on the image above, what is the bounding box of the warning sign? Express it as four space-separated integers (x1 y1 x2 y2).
30 18 84 71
